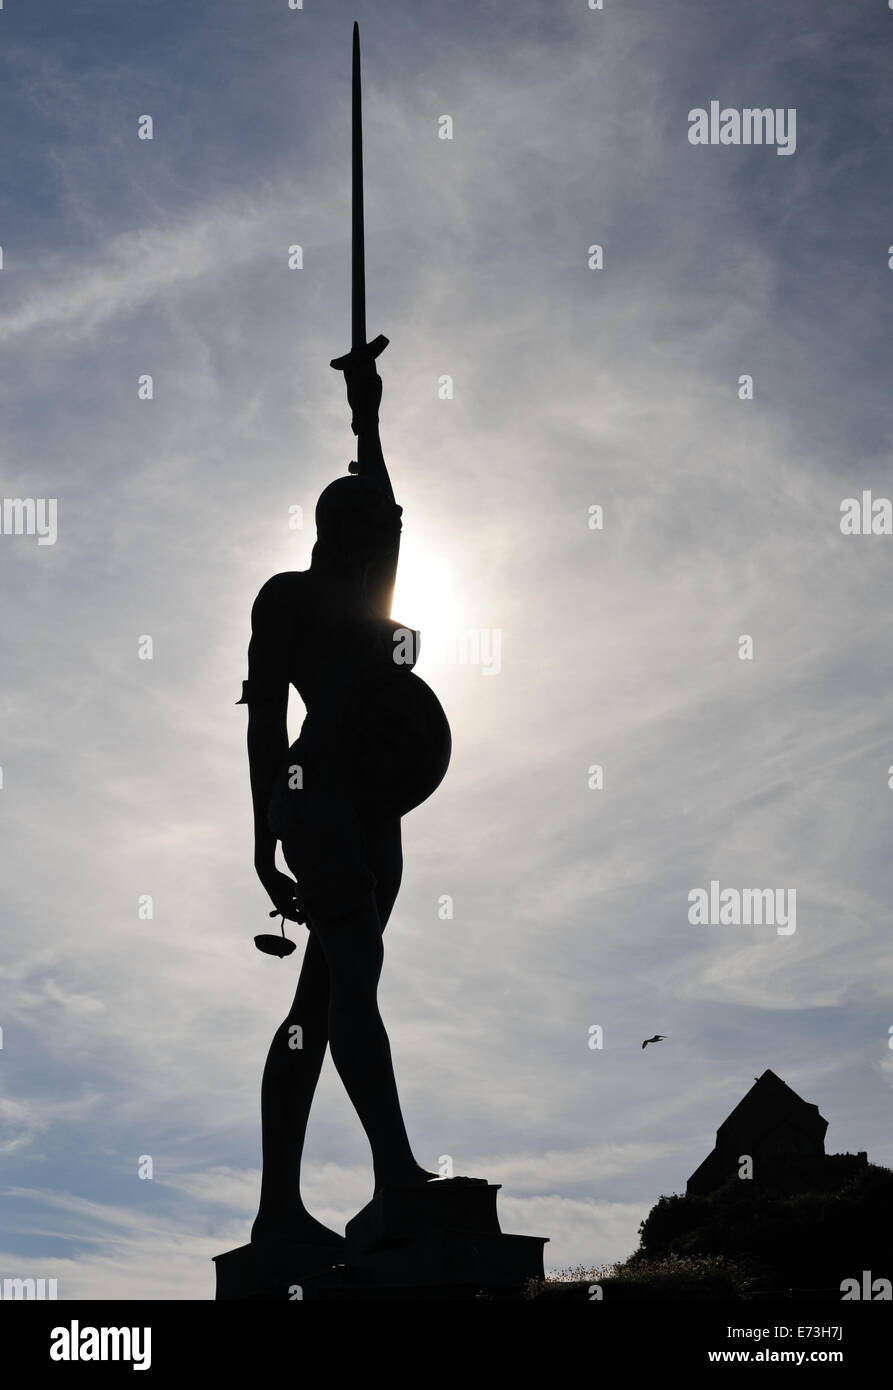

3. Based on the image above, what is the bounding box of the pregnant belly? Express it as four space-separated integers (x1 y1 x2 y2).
343 666 452 817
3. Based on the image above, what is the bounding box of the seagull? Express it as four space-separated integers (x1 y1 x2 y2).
641 1035 667 1049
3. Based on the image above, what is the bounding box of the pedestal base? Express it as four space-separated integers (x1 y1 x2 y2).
214 1180 548 1300
213 1241 346 1301
345 1178 499 1251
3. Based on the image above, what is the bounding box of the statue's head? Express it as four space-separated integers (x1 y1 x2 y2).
313 477 402 572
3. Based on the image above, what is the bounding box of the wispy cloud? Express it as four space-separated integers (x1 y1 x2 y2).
1 0 891 1298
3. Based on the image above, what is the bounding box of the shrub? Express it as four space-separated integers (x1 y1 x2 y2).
525 1253 750 1300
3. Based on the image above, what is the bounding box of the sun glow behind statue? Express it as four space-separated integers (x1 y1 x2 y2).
390 536 456 671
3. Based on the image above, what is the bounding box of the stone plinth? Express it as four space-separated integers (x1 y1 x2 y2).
214 1179 547 1300
345 1178 500 1251
213 1241 346 1301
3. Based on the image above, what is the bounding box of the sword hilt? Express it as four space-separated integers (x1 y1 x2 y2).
329 334 389 373
332 335 388 470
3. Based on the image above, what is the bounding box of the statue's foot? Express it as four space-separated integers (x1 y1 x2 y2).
250 1209 346 1248
373 1164 437 1193
373 1164 488 1193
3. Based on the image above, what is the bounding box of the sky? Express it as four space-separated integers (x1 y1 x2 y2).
1 0 892 1299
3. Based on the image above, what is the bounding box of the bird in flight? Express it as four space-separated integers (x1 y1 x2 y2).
641 1035 667 1049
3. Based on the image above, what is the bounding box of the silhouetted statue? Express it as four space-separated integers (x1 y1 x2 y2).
217 29 546 1297
239 357 452 1246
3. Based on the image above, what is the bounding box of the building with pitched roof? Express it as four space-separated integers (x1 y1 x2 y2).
687 1069 867 1195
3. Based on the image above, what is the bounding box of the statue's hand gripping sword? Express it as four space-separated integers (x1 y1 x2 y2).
330 22 388 462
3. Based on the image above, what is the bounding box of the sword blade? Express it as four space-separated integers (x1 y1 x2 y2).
330 23 387 376
351 21 366 352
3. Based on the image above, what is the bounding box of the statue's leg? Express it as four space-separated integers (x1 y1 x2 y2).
364 813 403 928
251 817 408 1241
250 930 341 1246
311 876 435 1194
